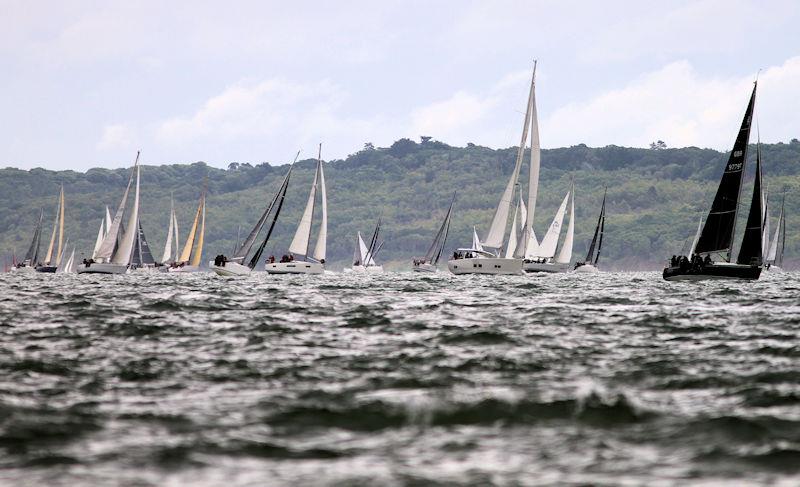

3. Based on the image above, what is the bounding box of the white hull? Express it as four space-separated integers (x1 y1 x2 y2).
412 263 437 273
447 257 523 275
523 261 570 273
76 262 129 274
573 264 599 274
346 265 384 273
265 261 324 274
168 265 202 273
210 261 252 276
10 266 36 274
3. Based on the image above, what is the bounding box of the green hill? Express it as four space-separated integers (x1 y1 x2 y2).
1 138 798 271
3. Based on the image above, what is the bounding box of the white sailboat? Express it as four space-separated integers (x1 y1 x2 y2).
412 193 456 273
77 152 141 275
36 186 65 273
266 145 327 275
12 209 44 272
448 62 542 275
211 157 296 276
168 186 206 273
349 219 384 273
765 191 786 272
523 182 575 273
160 194 180 267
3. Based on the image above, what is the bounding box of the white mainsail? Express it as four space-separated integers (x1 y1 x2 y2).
161 197 176 264
288 160 320 256
516 62 541 259
96 153 139 262
92 218 105 259
312 154 327 262
688 217 703 256
555 184 574 264
536 190 570 259
112 164 141 265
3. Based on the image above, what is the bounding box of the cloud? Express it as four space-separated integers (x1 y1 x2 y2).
97 123 136 151
544 57 800 149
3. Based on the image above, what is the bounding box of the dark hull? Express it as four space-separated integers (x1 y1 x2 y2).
663 264 761 281
35 266 57 273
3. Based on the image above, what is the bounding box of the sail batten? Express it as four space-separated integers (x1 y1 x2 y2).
694 83 757 258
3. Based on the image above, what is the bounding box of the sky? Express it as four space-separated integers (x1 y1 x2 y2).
2 0 799 170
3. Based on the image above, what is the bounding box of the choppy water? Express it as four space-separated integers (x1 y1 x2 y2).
0 271 799 486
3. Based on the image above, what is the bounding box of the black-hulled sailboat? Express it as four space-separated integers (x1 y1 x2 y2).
663 82 762 281
574 187 606 273
413 193 455 273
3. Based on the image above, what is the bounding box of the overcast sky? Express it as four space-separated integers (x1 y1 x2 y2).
2 0 799 170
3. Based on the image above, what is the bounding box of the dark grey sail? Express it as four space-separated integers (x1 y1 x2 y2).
585 188 607 265
131 220 157 266
424 194 456 265
736 143 764 265
364 217 382 264
694 83 757 259
233 152 300 263
777 192 786 267
248 167 293 269
23 209 44 265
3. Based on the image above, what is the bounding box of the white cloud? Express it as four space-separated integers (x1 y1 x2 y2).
544 57 800 149
97 123 136 151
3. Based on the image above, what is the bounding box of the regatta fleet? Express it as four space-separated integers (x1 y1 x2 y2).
5 65 790 280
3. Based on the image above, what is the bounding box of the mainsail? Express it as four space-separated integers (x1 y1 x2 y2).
289 152 321 258
24 209 44 265
585 188 607 264
178 200 201 264
132 220 157 266
248 167 292 269
694 83 757 259
364 217 382 265
425 193 456 265
736 144 764 265
44 186 65 265
96 152 139 262
555 183 575 264
312 146 327 263
161 196 176 264
190 198 206 267
112 164 141 265
91 218 105 259
516 61 541 259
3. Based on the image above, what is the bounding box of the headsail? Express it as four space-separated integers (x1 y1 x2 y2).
353 232 366 266
92 217 105 259
96 152 139 262
767 193 784 263
585 188 607 263
536 190 570 259
289 154 320 257
178 197 202 263
555 183 575 264
472 226 484 252
161 196 175 264
689 217 703 257
426 193 456 265
133 220 157 266
112 163 141 265
190 196 206 267
248 167 292 269
694 83 757 259
516 61 541 259
736 144 764 266
24 210 44 265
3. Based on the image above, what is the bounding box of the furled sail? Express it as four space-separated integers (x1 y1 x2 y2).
96 152 139 262
555 184 575 264
736 144 764 265
312 146 327 263
112 164 141 265
484 66 535 249
516 62 541 259
289 157 320 257
536 190 570 259
694 83 757 258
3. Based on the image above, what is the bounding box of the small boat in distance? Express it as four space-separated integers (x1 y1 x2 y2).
129 220 160 272
349 217 384 273
523 181 575 273
78 152 142 275
169 184 207 273
266 145 328 275
11 209 44 273
574 188 606 273
160 194 180 267
663 81 762 281
412 193 455 273
36 186 65 273
765 190 786 272
210 157 295 276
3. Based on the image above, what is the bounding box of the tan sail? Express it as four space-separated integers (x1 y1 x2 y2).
44 186 64 265
190 196 206 267
178 203 201 263
55 187 65 266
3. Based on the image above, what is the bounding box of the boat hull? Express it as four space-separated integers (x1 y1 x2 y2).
412 263 437 273
76 262 129 275
265 262 324 274
663 263 762 281
210 261 252 276
573 264 599 273
523 261 570 273
447 257 523 275
35 265 57 273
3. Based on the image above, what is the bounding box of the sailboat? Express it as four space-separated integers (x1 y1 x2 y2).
574 188 606 273
129 219 160 272
160 195 180 267
11 209 44 272
664 82 763 281
168 184 207 273
36 186 65 273
266 145 327 275
77 152 142 275
349 217 384 273
412 193 455 273
211 159 295 276
448 63 545 276
523 182 575 273
765 191 786 272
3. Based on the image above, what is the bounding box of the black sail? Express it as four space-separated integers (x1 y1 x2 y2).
248 168 292 269
736 144 763 265
24 209 44 264
694 83 757 259
585 188 607 263
425 193 456 265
